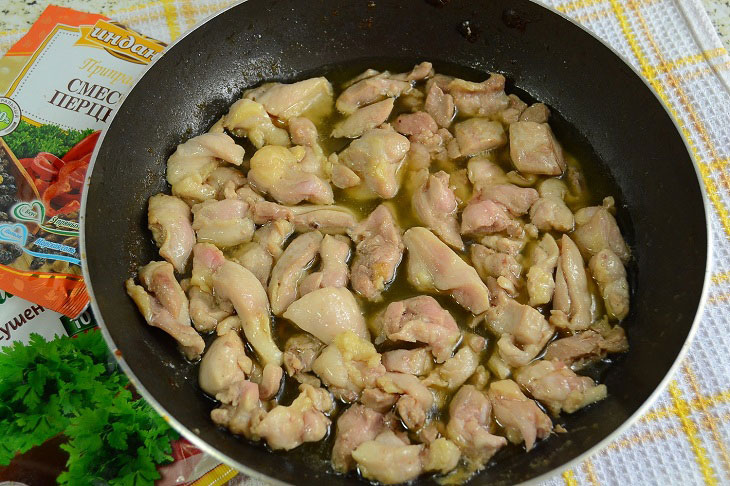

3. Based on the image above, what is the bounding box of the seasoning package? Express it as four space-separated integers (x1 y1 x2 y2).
0 6 165 317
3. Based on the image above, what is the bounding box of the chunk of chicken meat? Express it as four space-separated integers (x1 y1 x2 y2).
376 372 434 430
496 94 528 125
268 231 322 315
210 380 266 439
255 219 295 260
312 331 385 402
509 121 565 175
382 348 434 376
231 243 272 287
446 385 507 465
526 233 560 306
258 363 284 400
283 333 325 383
283 287 369 344
447 74 510 117
412 170 464 250
485 296 554 367
166 133 245 202
404 227 491 314
331 98 394 138
515 360 607 415
231 220 294 286
477 183 538 217
573 204 630 264
424 82 455 128
247 77 334 120
223 98 290 148
423 335 485 394
530 178 574 232
148 194 195 273
379 295 460 363
125 261 204 360
190 242 225 293
213 260 283 366
480 234 527 257
252 201 358 234
589 249 630 320
461 199 522 238
551 235 593 331
191 198 254 248
471 245 522 295
544 327 628 370
188 285 233 332
451 118 507 157
205 167 246 200
288 117 329 179
253 384 334 450
198 331 252 404
390 61 435 82
520 103 550 123
299 234 350 295
336 73 413 114
332 404 386 472
488 379 552 450
330 157 362 188
248 145 333 205
348 204 404 301
467 157 507 191
338 128 410 199
359 387 398 413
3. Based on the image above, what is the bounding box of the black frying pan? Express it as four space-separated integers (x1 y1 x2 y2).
81 0 710 484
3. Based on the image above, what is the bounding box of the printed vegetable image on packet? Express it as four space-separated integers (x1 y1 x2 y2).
0 6 165 317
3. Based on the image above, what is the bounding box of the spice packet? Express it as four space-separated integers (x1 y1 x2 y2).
0 5 165 317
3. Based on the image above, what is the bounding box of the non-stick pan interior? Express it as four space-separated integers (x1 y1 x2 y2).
83 0 708 484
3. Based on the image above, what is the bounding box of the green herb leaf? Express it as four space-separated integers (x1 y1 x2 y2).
2 121 94 159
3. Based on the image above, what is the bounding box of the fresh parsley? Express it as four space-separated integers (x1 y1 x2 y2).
3 121 94 159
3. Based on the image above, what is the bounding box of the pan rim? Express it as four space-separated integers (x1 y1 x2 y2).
79 0 713 484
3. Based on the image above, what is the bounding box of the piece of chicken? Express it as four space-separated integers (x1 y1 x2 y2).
251 201 358 234
223 98 290 148
446 74 510 117
509 121 565 175
190 243 225 293
487 379 552 451
348 204 404 301
477 183 539 217
191 198 254 248
514 360 607 415
336 74 412 114
589 249 630 321
404 227 490 314
205 166 247 200
530 178 574 232
198 331 252 404
288 116 329 179
551 235 593 331
210 380 266 439
422 334 485 391
424 82 455 128
332 98 394 138
213 260 283 366
166 133 245 202
283 333 325 383
376 372 434 430
573 203 630 264
283 287 369 344
126 261 204 360
148 194 196 273
526 233 560 307
332 404 386 472
338 128 410 199
412 170 463 250
268 231 323 315
379 295 460 363
248 145 334 205
544 327 629 370
451 118 507 157
247 77 334 121
299 234 351 295
381 348 435 376
446 385 507 465
460 199 522 238
188 285 233 332
470 245 522 295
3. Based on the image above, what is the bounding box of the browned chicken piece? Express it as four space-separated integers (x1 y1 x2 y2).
526 233 560 306
299 234 351 295
338 128 410 199
423 334 485 391
461 199 522 238
424 82 456 128
589 249 630 320
223 98 290 148
283 333 325 383
190 242 226 293
167 133 245 203
268 231 322 315
379 295 460 363
198 331 252 404
205 167 247 200
519 103 550 123
497 94 528 124
252 201 358 234
471 244 522 294
477 183 538 217
376 372 434 430
312 331 385 402
126 261 204 360
451 118 507 157
332 98 395 139
515 360 607 415
283 288 369 344
246 77 334 120
530 178 575 232
551 235 593 331
336 73 413 114
573 202 630 264
544 327 629 370
188 285 234 332
213 260 283 366
485 295 554 367
191 198 254 248
509 121 565 175
253 384 334 450
412 170 464 250
148 193 196 273
248 145 334 205
332 404 387 472
382 348 435 376
446 74 510 117
404 227 491 314
348 204 404 301
446 385 508 465
211 380 267 439
488 379 552 450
